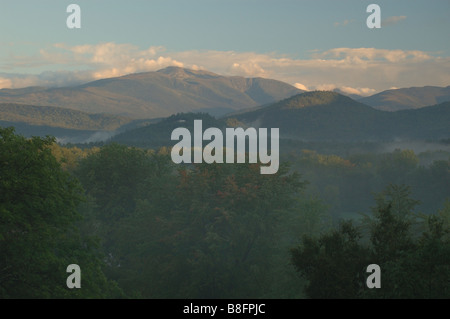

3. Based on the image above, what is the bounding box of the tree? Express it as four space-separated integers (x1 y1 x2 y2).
291 220 370 298
377 149 419 185
75 143 155 222
0 128 120 298
291 184 450 299
104 160 307 298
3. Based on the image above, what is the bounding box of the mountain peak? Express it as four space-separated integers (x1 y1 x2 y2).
359 85 450 111
156 66 220 79
274 91 353 109
0 67 301 118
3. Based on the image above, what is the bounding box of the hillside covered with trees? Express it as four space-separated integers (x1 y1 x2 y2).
1 127 448 298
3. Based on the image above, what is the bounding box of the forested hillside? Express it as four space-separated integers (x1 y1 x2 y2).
1 128 448 298
359 86 450 111
0 103 132 130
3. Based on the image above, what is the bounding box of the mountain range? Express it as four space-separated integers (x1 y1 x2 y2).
0 67 303 119
0 103 132 130
0 67 449 144
358 86 450 111
229 91 450 141
109 91 449 147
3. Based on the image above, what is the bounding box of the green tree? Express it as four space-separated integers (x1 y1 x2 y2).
291 220 370 298
377 149 419 185
106 161 307 298
291 184 450 299
0 127 120 298
75 143 155 223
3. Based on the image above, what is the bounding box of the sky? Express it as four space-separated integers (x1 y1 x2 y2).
0 0 449 95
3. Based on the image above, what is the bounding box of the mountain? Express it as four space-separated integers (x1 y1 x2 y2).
0 120 111 144
230 91 450 141
110 91 450 147
229 91 388 141
359 86 450 111
111 112 227 149
0 67 303 119
390 101 450 139
0 103 132 130
332 88 363 101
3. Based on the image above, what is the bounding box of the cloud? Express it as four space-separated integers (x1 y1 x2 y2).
382 16 407 27
334 19 353 27
0 43 449 98
294 83 309 91
0 43 186 88
0 77 12 89
338 86 376 96
302 85 374 97
46 43 185 79
0 74 44 88
231 61 266 77
315 84 337 91
317 47 432 63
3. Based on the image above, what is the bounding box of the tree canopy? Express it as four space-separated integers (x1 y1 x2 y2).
0 128 121 298
291 184 450 299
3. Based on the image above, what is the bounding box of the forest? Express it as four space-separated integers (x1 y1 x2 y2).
1 126 449 298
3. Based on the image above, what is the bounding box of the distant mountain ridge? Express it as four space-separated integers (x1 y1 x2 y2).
0 103 132 130
359 86 450 111
0 67 303 119
229 91 386 141
1 67 449 143
111 91 450 147
1 68 448 117
230 91 450 141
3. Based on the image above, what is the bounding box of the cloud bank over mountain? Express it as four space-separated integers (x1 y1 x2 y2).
1 43 449 96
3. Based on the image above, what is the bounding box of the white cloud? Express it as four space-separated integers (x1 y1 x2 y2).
0 74 43 89
0 77 12 89
294 83 309 91
51 43 185 77
339 86 376 96
231 61 266 77
315 84 337 91
334 19 353 27
382 16 407 27
317 47 432 63
294 84 375 97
